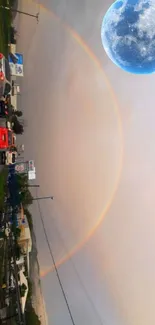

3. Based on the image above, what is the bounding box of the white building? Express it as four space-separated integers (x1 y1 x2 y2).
17 205 32 274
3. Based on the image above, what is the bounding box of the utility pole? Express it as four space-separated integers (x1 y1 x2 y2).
27 184 40 188
0 6 39 23
32 196 54 201
12 9 39 22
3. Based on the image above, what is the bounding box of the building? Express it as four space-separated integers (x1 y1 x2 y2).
9 43 21 110
18 269 28 313
17 205 32 274
16 205 32 312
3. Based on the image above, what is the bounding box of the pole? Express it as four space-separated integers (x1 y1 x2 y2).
11 9 39 22
32 196 54 201
0 6 39 22
27 184 40 188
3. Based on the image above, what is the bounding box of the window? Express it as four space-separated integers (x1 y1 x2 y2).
4 82 11 96
12 154 16 163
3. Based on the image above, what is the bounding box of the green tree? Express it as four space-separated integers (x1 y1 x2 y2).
16 173 28 189
15 244 21 260
16 227 21 238
12 116 24 135
14 110 23 117
16 174 33 207
20 283 27 297
20 190 33 207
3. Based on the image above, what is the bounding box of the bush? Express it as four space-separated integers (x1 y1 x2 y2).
10 26 17 44
25 305 41 325
15 243 21 260
27 279 33 300
12 115 24 134
12 224 21 240
20 283 27 297
14 110 23 117
20 190 33 207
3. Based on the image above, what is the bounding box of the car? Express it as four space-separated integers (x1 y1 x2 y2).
0 100 9 117
5 150 18 165
0 53 12 98
0 127 16 151
1 149 17 165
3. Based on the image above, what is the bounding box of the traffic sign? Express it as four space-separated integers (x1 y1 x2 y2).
15 162 27 173
28 160 35 171
9 53 24 77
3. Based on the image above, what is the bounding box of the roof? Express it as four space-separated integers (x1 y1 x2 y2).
19 270 28 313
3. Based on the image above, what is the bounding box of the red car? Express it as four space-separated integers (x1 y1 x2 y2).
0 127 16 151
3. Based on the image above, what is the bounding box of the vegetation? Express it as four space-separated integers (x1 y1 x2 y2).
0 243 5 285
27 279 33 299
11 223 21 240
14 110 23 117
15 243 21 260
0 167 8 211
12 115 24 134
10 107 23 117
0 5 41 324
20 283 27 297
0 0 12 55
10 26 17 44
25 305 41 325
16 174 33 207
20 189 33 207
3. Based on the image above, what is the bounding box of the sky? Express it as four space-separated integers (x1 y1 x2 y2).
16 0 155 324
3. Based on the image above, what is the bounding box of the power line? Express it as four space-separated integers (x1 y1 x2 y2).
35 196 76 325
48 216 107 325
35 189 107 325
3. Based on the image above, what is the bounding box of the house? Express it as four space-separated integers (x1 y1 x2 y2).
18 270 28 313
17 205 32 274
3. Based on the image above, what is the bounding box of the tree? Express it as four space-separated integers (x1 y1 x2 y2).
12 116 24 135
16 173 29 191
16 174 33 207
14 110 23 117
10 26 17 44
20 189 33 207
15 244 21 260
20 283 27 297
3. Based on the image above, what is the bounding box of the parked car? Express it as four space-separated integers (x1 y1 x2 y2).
0 127 16 151
0 100 9 117
5 150 18 165
0 53 12 98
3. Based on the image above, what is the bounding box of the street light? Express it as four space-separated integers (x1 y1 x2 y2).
32 196 54 201
0 5 39 23
11 9 39 23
